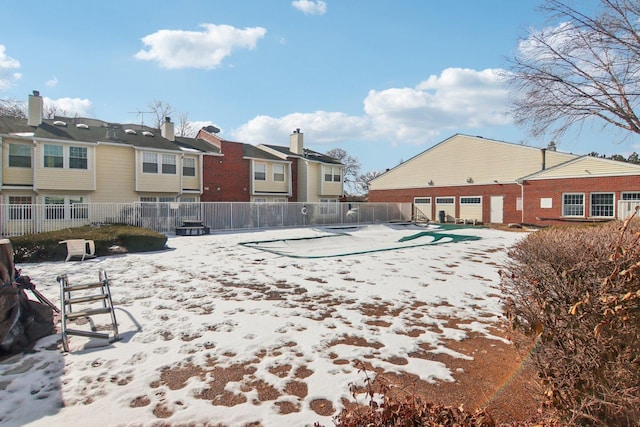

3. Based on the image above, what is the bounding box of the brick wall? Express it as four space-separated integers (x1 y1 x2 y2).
369 183 522 224
522 175 640 225
201 141 250 202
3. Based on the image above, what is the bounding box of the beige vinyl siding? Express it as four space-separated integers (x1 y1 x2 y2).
136 151 181 193
93 144 137 202
3 139 34 186
306 162 322 202
370 135 577 190
528 156 640 179
181 155 200 191
297 160 309 202
34 143 95 191
253 161 289 193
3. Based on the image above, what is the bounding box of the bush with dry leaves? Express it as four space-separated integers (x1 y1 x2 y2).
500 218 640 426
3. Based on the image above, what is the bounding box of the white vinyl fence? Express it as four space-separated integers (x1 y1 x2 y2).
618 200 640 221
0 202 412 237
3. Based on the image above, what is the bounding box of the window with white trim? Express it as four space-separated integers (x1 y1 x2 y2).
253 198 267 203
162 154 176 174
436 197 455 204
140 196 176 203
143 153 158 173
183 158 196 177
44 144 63 168
8 196 32 220
159 196 176 203
273 164 285 182
43 195 88 220
8 143 31 168
69 146 87 169
254 163 266 181
273 198 287 203
414 197 431 204
140 196 156 202
563 193 584 217
622 192 640 200
591 193 614 217
320 198 338 214
324 166 342 182
460 196 481 204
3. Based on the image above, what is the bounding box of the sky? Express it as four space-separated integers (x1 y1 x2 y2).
0 223 526 426
1 0 637 174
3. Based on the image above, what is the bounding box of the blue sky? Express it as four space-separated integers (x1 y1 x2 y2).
1 0 638 173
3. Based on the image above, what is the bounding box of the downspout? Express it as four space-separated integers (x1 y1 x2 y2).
178 153 184 200
517 179 525 224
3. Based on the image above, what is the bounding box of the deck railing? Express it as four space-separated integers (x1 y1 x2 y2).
0 202 412 237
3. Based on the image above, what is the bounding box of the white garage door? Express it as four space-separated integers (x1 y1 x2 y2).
413 197 432 221
435 197 455 222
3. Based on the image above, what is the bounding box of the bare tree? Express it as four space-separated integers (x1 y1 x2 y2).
147 100 174 129
0 98 26 118
177 112 196 137
325 148 361 195
44 104 71 119
508 0 640 142
356 170 384 195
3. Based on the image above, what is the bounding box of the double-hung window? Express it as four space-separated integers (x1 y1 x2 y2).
591 193 614 217
69 147 88 169
162 155 177 174
324 166 342 182
8 144 31 167
44 196 88 220
273 164 285 182
44 145 64 168
563 193 584 217
143 153 158 173
254 163 266 181
183 158 196 177
8 196 32 220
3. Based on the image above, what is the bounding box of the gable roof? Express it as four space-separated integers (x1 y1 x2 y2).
261 144 343 165
520 155 640 181
369 134 577 190
174 136 221 155
243 144 288 161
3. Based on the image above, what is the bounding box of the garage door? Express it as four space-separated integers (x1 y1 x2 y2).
459 196 482 222
413 197 432 221
435 197 455 222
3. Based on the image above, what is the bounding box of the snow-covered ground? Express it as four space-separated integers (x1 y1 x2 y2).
0 223 526 427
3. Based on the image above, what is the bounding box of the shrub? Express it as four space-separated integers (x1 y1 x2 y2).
316 362 497 427
9 225 168 263
500 219 640 426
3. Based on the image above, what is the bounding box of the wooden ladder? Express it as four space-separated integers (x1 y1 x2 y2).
57 270 119 352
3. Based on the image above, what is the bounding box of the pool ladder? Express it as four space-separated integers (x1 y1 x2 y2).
57 270 119 352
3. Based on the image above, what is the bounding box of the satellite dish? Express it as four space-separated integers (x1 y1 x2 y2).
204 125 220 134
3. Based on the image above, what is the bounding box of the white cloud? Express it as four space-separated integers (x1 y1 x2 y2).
232 68 511 147
46 76 58 88
135 24 267 70
44 96 93 117
232 111 370 146
0 44 21 90
292 0 327 15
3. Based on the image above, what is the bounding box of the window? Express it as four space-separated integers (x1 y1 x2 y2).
563 193 584 217
69 146 87 169
254 163 266 181
591 193 614 217
460 196 481 204
273 164 285 182
140 197 157 202
159 197 176 203
436 197 455 204
162 154 176 174
8 196 32 220
143 153 158 173
8 144 31 167
44 196 65 219
44 145 63 168
414 197 431 204
622 192 640 200
273 198 287 203
253 198 267 203
70 196 88 219
324 166 342 182
181 196 197 203
320 198 338 215
183 158 196 177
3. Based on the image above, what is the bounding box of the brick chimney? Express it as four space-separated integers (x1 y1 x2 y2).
27 90 43 126
161 116 175 141
290 128 303 154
